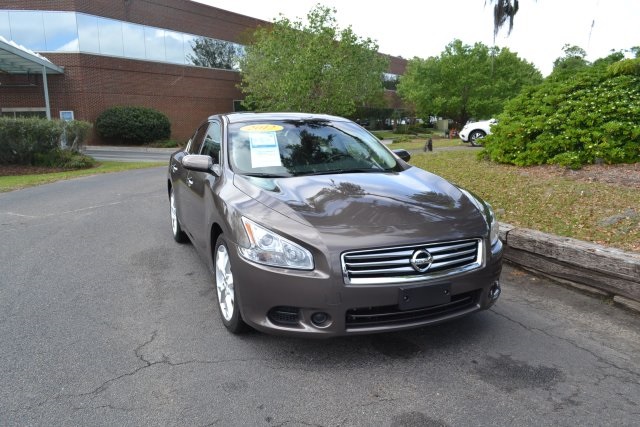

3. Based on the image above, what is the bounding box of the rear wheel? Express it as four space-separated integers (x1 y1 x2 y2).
170 188 188 243
214 235 247 334
469 130 486 146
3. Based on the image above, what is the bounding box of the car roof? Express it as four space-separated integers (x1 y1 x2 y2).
209 112 350 124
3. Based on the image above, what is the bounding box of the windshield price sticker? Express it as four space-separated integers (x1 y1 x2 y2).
249 132 282 168
240 124 284 132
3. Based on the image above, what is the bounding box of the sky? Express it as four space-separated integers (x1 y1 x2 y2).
194 0 639 76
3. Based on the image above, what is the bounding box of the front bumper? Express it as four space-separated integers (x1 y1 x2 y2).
459 130 470 142
230 240 503 337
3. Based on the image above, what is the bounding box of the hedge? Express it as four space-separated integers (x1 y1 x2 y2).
95 106 171 144
0 118 92 165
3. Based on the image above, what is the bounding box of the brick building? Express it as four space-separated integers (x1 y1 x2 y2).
0 1 406 142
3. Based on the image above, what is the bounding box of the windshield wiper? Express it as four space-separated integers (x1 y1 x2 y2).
297 168 387 176
241 172 290 178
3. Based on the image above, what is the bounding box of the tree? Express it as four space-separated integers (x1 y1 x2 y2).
397 39 542 125
188 37 244 70
238 5 388 116
549 44 589 80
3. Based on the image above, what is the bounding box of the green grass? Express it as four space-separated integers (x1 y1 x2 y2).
0 161 165 193
410 151 640 253
389 137 464 151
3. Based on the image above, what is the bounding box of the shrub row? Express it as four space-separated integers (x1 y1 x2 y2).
482 58 640 168
0 118 92 165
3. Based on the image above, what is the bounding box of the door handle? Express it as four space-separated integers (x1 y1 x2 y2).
187 177 194 186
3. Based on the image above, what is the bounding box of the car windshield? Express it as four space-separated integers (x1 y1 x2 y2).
227 119 400 177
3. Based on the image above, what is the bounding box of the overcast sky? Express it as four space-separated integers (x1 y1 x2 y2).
195 0 639 76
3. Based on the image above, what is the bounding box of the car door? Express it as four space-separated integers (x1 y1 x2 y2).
183 119 222 252
175 122 208 239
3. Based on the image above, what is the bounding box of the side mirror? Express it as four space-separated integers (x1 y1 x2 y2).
182 154 213 173
392 149 411 162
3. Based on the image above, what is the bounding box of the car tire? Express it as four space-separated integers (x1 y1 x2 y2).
170 187 189 243
469 130 486 146
214 235 247 334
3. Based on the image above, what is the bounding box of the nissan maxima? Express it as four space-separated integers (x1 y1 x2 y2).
168 112 502 337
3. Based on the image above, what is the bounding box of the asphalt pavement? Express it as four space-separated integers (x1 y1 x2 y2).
1 167 639 426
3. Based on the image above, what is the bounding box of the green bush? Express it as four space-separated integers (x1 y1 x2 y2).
0 118 93 165
0 117 62 165
33 148 96 169
63 120 92 150
481 57 640 168
95 106 171 145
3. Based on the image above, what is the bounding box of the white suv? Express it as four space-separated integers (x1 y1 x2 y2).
459 119 496 146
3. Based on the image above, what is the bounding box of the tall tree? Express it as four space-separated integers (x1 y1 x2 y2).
238 5 388 116
397 39 542 125
549 44 589 81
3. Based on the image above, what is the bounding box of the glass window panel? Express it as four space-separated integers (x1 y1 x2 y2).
164 30 184 64
145 27 165 61
43 12 78 52
0 11 10 41
184 34 198 65
77 13 99 53
97 17 123 56
9 11 46 51
122 22 145 60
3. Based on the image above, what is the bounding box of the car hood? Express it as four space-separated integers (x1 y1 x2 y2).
233 167 487 240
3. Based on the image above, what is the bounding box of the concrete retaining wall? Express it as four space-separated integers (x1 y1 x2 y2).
499 222 640 312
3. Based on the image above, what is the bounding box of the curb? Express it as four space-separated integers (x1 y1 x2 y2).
499 222 640 313
84 145 178 154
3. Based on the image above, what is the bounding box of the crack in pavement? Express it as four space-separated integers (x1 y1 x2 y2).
490 309 640 380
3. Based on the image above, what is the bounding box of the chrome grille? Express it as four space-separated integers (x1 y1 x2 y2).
341 238 483 284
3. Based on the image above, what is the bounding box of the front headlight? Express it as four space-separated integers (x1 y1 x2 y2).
487 204 500 246
459 188 499 246
238 217 314 270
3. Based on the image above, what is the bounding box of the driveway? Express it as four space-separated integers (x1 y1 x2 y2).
1 167 639 425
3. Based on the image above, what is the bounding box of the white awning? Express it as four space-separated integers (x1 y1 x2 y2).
0 36 64 119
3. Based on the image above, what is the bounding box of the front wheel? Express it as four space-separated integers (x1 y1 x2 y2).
214 235 247 334
469 130 486 146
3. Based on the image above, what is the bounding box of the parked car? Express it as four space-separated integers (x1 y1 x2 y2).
168 112 503 337
459 119 497 146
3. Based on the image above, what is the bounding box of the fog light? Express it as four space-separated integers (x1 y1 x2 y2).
311 312 330 327
489 281 501 301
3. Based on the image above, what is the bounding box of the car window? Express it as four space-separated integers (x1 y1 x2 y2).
200 121 222 162
186 122 209 155
228 120 400 176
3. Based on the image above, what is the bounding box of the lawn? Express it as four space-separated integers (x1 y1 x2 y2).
410 151 640 253
0 161 165 192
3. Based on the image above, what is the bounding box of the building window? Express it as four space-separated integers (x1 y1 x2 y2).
43 12 78 51
1 9 245 71
97 17 124 57
122 22 146 60
77 13 100 53
1 108 47 118
7 11 46 51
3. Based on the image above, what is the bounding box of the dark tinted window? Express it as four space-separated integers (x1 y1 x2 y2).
186 122 209 154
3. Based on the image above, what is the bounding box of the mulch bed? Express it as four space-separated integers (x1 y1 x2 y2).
0 165 71 176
